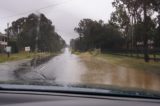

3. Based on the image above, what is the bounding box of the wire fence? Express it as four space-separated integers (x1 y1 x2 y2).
102 49 160 62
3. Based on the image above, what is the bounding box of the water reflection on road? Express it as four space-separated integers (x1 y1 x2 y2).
82 65 160 91
80 54 160 91
34 48 86 84
1 48 159 92
32 48 160 91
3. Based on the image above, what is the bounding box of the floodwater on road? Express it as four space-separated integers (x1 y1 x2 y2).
0 59 31 82
0 48 160 92
31 48 87 84
80 53 160 92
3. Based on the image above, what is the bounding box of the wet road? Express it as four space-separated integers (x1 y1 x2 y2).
0 48 160 92
0 59 31 82
20 48 86 84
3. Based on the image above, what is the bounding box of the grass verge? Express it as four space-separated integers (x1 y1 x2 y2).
99 53 160 72
77 51 160 72
0 52 52 63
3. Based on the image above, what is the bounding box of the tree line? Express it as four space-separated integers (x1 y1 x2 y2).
6 13 66 53
70 0 160 62
70 19 124 51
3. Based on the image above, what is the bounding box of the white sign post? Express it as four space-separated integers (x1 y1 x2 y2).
6 46 11 53
6 46 11 58
25 47 30 58
25 47 31 52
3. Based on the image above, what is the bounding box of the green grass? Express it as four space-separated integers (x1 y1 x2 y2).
71 50 81 55
119 53 160 58
0 52 52 63
99 53 160 72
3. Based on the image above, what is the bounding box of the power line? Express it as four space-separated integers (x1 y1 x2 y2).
0 0 73 19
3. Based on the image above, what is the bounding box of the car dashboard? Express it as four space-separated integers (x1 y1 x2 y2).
0 90 160 106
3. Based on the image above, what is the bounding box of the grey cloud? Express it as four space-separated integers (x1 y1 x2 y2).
0 0 114 44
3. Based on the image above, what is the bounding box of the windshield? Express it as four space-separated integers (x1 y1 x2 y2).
0 0 160 98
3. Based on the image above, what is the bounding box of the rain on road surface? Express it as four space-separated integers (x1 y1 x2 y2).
0 48 160 91
20 48 87 84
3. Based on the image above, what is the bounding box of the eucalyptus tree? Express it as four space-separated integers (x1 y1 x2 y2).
6 13 66 52
111 0 159 62
73 19 124 51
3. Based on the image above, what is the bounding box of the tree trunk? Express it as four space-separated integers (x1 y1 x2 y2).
143 1 149 62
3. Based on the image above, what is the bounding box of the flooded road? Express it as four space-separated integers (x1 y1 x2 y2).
80 53 160 91
23 48 160 91
28 48 86 84
0 48 160 92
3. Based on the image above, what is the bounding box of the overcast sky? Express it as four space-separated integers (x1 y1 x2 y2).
0 0 114 44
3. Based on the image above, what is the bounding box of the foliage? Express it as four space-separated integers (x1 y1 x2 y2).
71 19 124 51
7 13 66 52
110 0 160 62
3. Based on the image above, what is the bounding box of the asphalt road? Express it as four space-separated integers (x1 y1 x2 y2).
0 59 31 82
24 48 86 84
0 48 160 92
0 48 86 85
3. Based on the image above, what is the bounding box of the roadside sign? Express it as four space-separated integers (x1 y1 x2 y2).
25 47 30 52
6 46 11 53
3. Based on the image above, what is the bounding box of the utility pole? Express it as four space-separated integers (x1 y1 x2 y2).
35 16 40 53
7 23 10 58
33 13 41 67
